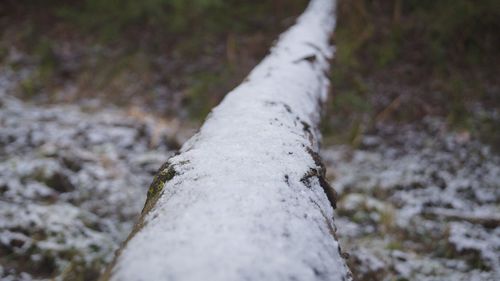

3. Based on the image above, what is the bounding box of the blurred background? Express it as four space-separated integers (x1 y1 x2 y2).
0 0 499 280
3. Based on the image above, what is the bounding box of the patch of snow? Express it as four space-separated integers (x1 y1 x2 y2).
323 117 500 280
0 88 175 279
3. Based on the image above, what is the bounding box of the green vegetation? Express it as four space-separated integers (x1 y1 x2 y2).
55 0 300 40
2 0 307 120
324 0 500 146
2 0 498 144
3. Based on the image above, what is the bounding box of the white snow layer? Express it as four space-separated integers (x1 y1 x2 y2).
109 0 351 280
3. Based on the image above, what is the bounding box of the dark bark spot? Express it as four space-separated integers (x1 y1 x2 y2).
301 120 311 131
283 103 292 113
264 101 293 114
300 168 319 188
284 174 290 186
303 147 338 210
301 121 314 145
293 54 317 64
318 175 337 209
306 147 324 173
312 267 325 278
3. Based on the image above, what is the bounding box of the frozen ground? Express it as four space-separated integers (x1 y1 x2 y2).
1 65 499 280
0 70 179 279
324 118 500 281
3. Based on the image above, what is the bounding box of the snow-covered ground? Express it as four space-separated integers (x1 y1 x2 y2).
324 118 500 281
1 59 499 280
0 70 178 279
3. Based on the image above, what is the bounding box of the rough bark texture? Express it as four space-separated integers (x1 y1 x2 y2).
101 0 352 280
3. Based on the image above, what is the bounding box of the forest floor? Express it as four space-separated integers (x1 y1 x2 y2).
1 59 499 280
1 0 499 279
325 119 500 281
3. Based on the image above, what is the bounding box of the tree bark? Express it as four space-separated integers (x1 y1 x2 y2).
101 0 352 280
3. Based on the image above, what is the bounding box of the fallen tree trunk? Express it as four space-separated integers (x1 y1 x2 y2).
101 0 352 280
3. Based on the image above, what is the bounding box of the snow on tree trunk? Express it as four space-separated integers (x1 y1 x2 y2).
101 0 352 280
